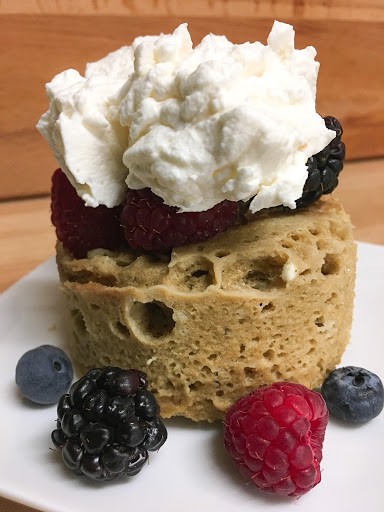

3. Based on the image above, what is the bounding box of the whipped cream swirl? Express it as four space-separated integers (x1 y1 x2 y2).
37 21 335 212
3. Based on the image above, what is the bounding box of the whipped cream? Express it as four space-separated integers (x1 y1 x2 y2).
37 21 335 212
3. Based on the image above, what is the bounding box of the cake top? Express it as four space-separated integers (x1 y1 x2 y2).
37 21 335 213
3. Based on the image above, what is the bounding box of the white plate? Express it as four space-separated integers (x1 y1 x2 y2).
1 242 383 512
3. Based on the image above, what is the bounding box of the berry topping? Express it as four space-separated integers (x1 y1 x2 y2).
15 345 73 405
321 366 384 423
296 116 346 208
120 188 239 252
224 382 329 497
52 367 167 481
51 169 124 258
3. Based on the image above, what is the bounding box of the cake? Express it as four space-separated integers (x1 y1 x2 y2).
37 21 356 422
56 196 355 421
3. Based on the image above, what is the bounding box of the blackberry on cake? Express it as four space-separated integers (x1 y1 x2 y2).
297 116 346 208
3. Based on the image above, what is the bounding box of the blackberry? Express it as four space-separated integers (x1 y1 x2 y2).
296 116 346 208
51 367 167 481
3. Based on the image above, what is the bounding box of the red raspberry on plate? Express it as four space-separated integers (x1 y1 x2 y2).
224 382 329 498
51 169 124 258
120 188 239 252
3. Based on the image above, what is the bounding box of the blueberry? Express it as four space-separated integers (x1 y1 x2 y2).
15 345 73 405
321 366 384 423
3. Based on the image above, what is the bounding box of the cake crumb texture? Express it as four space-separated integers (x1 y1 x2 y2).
57 197 356 422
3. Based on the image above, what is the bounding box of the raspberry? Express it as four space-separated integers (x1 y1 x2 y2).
51 169 124 258
120 188 239 252
224 382 329 497
51 367 167 481
296 116 346 208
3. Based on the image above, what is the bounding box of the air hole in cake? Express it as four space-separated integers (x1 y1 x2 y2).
114 254 137 267
189 381 203 392
244 256 287 290
71 309 87 335
130 301 175 338
191 269 208 278
244 367 257 380
321 254 340 275
281 241 293 249
300 269 311 276
263 349 275 361
215 250 230 258
90 304 100 311
325 292 338 304
309 228 320 236
239 344 245 354
315 316 325 327
202 365 211 374
261 302 275 312
271 365 283 379
216 389 224 397
208 353 217 361
113 321 130 337
144 253 171 265
69 271 118 287
170 257 215 292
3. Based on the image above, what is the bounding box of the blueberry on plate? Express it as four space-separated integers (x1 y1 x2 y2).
321 366 384 423
15 345 73 405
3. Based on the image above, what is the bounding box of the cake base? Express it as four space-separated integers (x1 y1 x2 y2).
57 197 356 422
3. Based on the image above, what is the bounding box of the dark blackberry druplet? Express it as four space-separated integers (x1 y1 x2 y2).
52 367 167 481
296 116 346 208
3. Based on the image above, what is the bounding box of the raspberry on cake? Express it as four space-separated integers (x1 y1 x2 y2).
38 21 356 423
51 169 124 258
120 188 239 251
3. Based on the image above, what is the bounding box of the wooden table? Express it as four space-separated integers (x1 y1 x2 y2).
0 158 383 512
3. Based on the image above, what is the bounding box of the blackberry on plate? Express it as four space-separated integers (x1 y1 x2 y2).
15 345 73 405
321 366 384 423
51 367 167 481
296 116 346 208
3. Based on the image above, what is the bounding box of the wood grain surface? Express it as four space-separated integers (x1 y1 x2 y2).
1 12 384 200
1 0 384 21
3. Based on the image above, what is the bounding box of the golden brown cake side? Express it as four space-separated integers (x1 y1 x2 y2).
57 197 356 422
